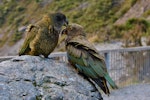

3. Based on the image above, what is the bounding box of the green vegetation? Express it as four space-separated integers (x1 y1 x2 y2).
115 0 138 19
111 18 150 47
143 9 150 18
9 31 22 45
0 0 150 48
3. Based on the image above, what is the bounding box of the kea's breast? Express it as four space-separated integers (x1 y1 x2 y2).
39 32 59 53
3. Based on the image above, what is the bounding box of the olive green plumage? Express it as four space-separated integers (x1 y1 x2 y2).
19 12 68 58
63 23 118 95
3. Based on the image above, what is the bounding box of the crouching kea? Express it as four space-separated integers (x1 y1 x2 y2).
62 23 118 98
19 12 68 58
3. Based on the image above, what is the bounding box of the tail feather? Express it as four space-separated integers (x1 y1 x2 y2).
104 74 118 89
92 78 110 95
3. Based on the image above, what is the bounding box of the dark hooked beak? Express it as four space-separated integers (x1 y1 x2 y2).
64 18 69 26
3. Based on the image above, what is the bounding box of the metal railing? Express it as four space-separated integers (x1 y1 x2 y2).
100 46 150 87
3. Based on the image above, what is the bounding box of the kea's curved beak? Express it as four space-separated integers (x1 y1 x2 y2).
64 18 69 26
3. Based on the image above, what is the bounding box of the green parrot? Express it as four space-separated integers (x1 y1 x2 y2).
19 12 68 58
62 23 118 95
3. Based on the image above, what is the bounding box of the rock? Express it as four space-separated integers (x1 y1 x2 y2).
0 55 102 100
1 55 149 100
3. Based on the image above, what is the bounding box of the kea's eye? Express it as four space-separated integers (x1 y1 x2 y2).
68 26 73 30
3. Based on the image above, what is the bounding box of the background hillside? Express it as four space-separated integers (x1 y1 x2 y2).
0 0 150 56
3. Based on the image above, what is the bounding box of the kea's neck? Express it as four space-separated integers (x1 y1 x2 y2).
37 15 51 27
66 34 86 44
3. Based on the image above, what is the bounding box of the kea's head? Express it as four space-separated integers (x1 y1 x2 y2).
62 23 85 37
50 12 68 30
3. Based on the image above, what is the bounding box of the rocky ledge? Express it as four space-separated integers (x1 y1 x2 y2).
0 55 150 100
0 55 102 100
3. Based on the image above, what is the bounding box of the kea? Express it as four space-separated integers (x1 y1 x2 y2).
62 23 118 95
19 12 68 58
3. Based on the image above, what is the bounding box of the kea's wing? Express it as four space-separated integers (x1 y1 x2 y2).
67 36 118 89
19 24 39 55
66 36 107 78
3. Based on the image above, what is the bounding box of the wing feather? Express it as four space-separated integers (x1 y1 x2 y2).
67 39 118 89
19 24 38 55
67 41 106 78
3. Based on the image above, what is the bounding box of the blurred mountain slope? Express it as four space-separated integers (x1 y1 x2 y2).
0 0 150 56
